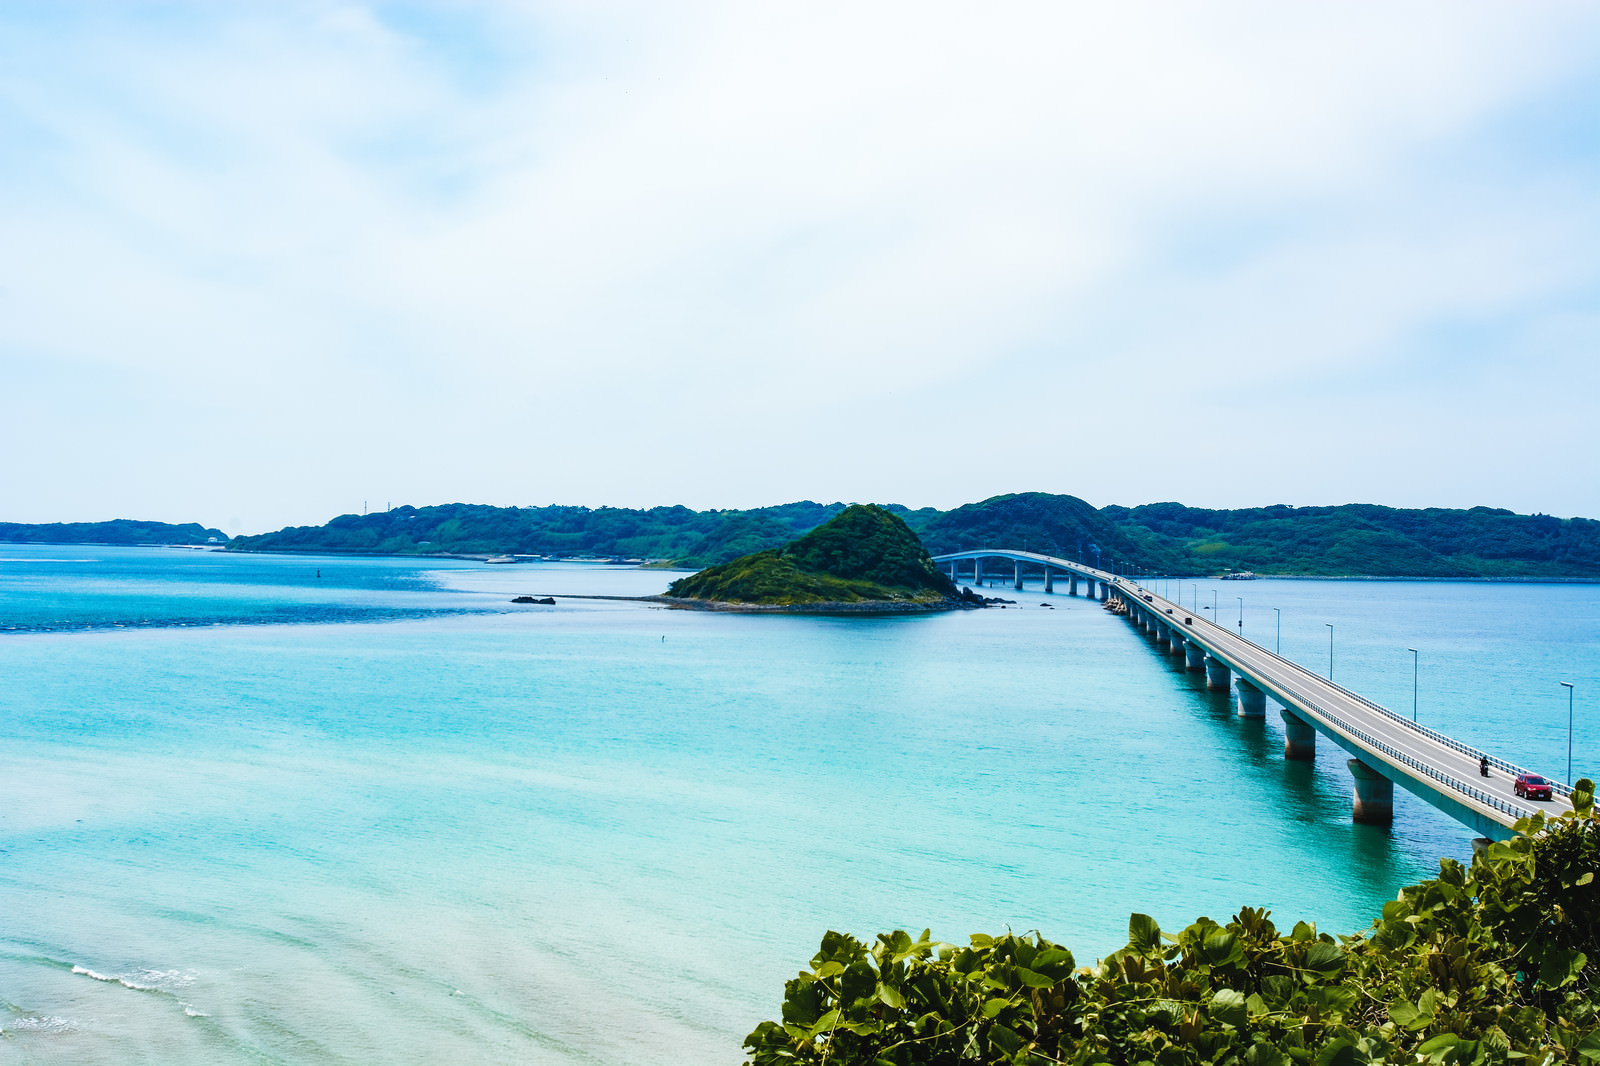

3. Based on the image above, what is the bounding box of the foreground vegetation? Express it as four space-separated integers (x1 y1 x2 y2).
666 504 959 607
746 785 1600 1065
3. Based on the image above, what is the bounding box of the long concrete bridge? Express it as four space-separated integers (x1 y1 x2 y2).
932 549 1574 842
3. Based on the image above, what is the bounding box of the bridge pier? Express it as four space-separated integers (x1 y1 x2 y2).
1098 582 1108 602
1235 677 1266 718
1281 709 1316 760
1168 633 1187 659
1044 568 1054 593
1013 560 1023 591
1069 574 1079 596
973 559 983 586
1204 655 1231 692
1347 759 1394 825
1184 641 1206 672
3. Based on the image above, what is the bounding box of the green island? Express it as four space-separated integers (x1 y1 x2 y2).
661 503 975 610
746 792 1600 1065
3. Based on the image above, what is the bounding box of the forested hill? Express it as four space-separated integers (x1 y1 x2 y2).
0 519 228 546
223 494 1600 578
226 501 874 569
665 504 960 607
1103 500 1600 579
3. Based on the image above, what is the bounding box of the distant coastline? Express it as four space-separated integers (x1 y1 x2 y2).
8 491 1600 580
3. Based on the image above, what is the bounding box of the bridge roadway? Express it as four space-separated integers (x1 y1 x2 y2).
932 548 1573 842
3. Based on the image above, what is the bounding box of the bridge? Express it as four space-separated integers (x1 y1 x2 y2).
932 549 1574 842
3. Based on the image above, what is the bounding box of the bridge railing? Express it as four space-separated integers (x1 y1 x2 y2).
1215 623 1570 796
1310 702 1535 822
1114 581 1556 816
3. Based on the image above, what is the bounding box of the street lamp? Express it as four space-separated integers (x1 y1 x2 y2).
1191 584 1198 612
1408 648 1418 722
1562 682 1575 786
1212 590 1218 626
1236 596 1243 636
1325 623 1334 680
1273 608 1281 655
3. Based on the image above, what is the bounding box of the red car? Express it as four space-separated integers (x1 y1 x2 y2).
1514 773 1554 801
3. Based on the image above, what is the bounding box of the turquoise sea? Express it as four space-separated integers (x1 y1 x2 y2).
2 545 1597 1064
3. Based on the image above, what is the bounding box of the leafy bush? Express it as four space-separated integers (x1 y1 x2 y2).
746 783 1600 1065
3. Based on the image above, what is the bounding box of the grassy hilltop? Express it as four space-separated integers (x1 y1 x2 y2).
665 504 960 608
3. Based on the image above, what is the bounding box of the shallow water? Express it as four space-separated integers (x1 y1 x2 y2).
1 547 1595 1063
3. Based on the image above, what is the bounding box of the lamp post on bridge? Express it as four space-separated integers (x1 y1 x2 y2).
1562 681 1575 786
1236 596 1243 636
1191 584 1198 613
1325 623 1334 681
1212 590 1218 626
1273 608 1280 655
1408 648 1418 722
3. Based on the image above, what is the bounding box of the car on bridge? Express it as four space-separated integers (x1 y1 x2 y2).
1514 773 1554 801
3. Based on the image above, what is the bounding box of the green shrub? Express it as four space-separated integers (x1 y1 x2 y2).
746 783 1600 1065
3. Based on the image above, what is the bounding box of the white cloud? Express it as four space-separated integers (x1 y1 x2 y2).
3 1 1599 531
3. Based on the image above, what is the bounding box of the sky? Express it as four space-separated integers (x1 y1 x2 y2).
3 2 1600 536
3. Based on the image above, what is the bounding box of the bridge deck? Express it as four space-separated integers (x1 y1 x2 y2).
934 549 1574 839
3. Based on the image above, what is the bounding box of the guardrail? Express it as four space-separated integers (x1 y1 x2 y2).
1111 581 1544 823
1304 701 1534 822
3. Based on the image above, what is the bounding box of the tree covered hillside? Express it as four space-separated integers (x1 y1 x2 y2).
666 504 959 607
1108 502 1600 578
907 492 1189 573
227 501 857 567
221 494 1600 578
0 519 228 545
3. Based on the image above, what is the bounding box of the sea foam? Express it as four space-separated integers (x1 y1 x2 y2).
71 964 195 993
3 1014 77 1034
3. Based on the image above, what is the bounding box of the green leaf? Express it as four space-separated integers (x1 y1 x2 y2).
1576 1029 1600 1062
1538 947 1586 988
1204 929 1241 965
1314 1039 1360 1066
1033 947 1075 973
1388 1001 1422 1029
981 997 1011 1019
1304 985 1358 1015
989 1022 1023 1056
1303 941 1345 974
1417 1033 1461 1057
1128 913 1162 954
1015 966 1054 989
1210 987 1248 1027
876 982 905 1010
1245 1041 1290 1066
807 1008 841 1038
